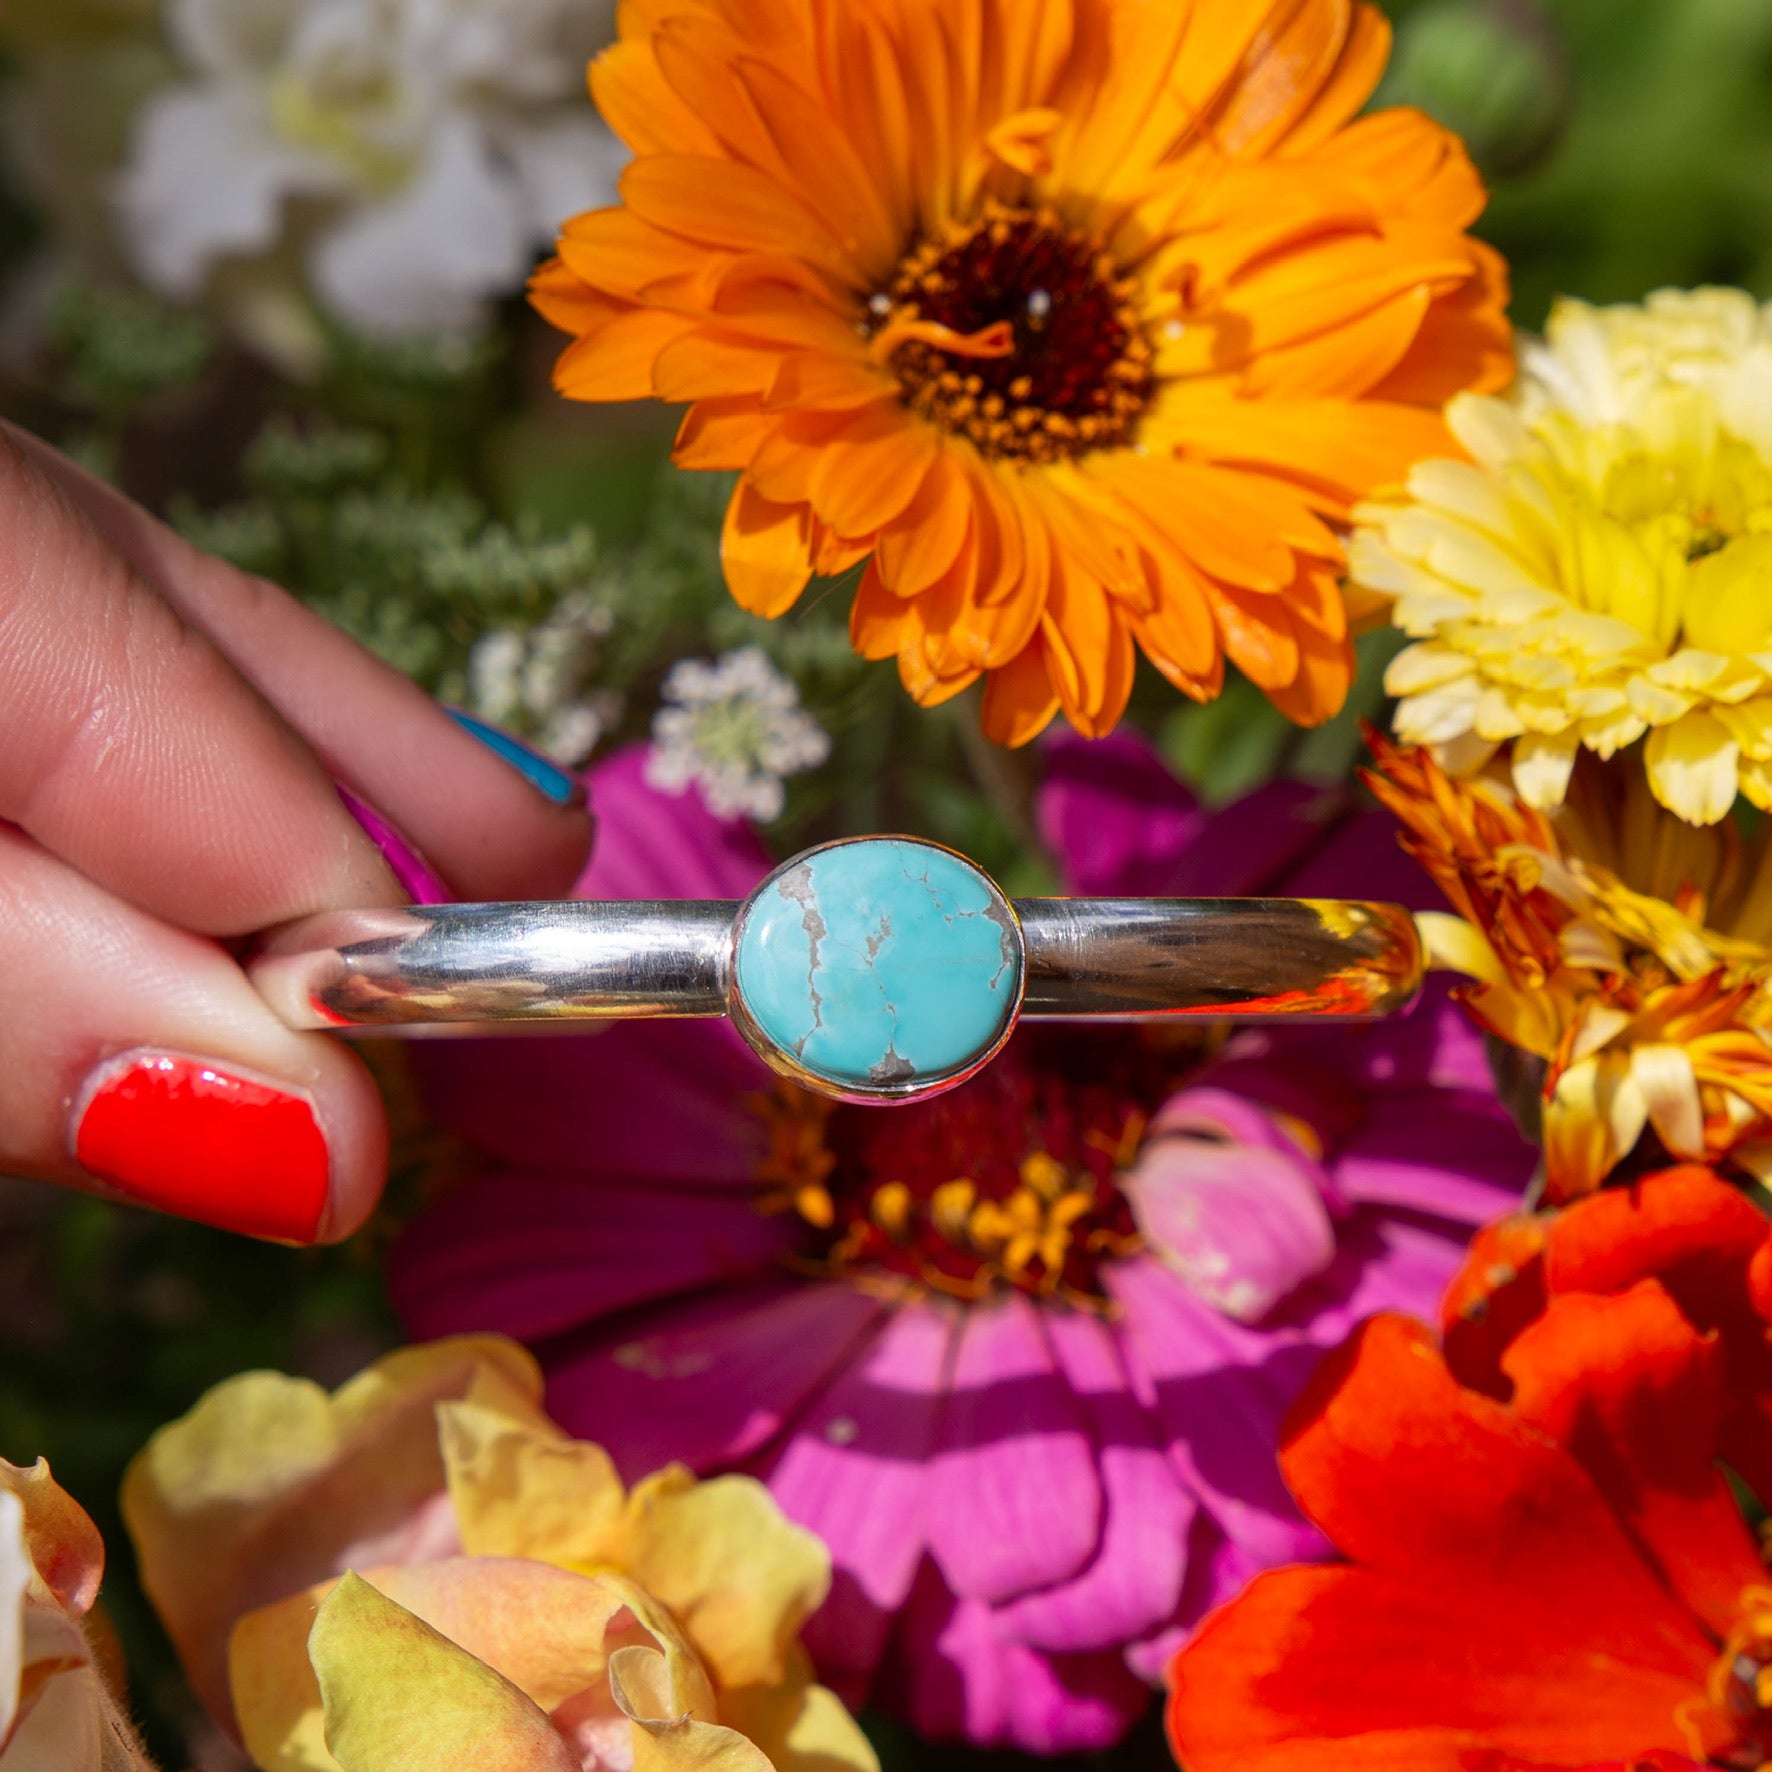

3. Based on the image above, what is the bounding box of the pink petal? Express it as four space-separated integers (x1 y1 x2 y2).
577 745 771 899
1272 1209 1475 1334
885 1562 1153 1753
1124 1099 1338 1323
389 1179 798 1344
415 1017 767 1183
924 1296 1101 1605
1331 1092 1533 1224
1104 1255 1324 1570
543 1279 885 1478
1035 730 1207 896
991 1310 1193 1654
1124 1517 1281 1681
770 1302 956 1690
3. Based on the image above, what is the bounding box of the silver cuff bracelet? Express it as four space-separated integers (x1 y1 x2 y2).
249 834 1423 1105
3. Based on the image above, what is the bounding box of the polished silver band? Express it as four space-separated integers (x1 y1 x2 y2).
250 893 1422 1023
249 836 1421 1104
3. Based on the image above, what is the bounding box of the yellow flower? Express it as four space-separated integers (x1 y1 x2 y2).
1352 287 1772 825
122 1337 875 1772
1364 733 1772 1199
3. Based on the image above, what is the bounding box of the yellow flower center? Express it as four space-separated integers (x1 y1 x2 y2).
1684 1583 1772 1768
749 1027 1203 1303
864 201 1155 464
1532 409 1772 657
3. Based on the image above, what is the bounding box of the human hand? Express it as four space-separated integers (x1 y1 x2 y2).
0 422 592 1243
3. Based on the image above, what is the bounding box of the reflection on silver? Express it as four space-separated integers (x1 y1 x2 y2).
251 896 1422 1028
250 833 1422 1102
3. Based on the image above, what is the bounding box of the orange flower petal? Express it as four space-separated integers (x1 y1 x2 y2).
592 29 726 159
1110 456 1297 591
806 407 938 537
979 637 1062 747
1203 0 1355 160
875 449 973 598
1207 581 1301 690
620 155 862 284
897 647 979 707
722 482 813 617
553 308 697 401
652 331 781 401
1369 237 1513 404
850 560 922 661
675 397 771 471
1272 2 1392 156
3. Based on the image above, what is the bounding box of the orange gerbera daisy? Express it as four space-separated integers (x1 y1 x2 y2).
535 0 1511 743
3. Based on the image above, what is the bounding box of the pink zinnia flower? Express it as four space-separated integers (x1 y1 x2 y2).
389 732 1533 1753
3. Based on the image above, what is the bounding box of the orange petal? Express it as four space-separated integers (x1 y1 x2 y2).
897 646 979 707
1370 238 1514 404
850 559 922 660
1206 580 1300 690
765 352 898 412
722 482 813 617
979 637 1061 747
620 155 861 285
652 329 781 400
875 448 973 598
1203 0 1354 159
555 207 711 303
552 308 696 402
674 397 771 471
807 406 938 537
1110 456 1298 592
1270 3 1393 157
1264 609 1352 726
591 34 725 159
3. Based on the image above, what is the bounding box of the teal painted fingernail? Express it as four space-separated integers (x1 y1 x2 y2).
445 709 582 807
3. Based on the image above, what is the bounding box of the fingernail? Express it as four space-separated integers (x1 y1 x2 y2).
445 709 583 807
72 1052 330 1243
337 786 451 905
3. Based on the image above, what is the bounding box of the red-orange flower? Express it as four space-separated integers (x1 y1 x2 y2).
1442 1165 1772 1502
1166 1280 1772 1771
536 0 1510 743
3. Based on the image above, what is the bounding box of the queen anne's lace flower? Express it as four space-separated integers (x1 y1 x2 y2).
466 593 618 766
1353 287 1772 826
646 648 830 822
119 0 624 338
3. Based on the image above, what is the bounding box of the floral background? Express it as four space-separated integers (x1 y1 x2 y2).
3 0 1772 1768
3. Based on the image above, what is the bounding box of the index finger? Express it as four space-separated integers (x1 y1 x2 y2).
0 430 401 935
4 422 595 903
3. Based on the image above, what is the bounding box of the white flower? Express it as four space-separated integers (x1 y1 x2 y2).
464 592 616 765
646 647 831 822
118 0 625 339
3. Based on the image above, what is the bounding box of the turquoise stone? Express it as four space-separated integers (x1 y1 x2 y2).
734 839 1021 1093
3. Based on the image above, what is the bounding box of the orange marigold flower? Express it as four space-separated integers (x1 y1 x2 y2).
1364 733 1772 1199
536 0 1511 743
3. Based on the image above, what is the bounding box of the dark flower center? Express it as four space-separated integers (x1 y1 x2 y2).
751 1026 1202 1303
866 201 1155 464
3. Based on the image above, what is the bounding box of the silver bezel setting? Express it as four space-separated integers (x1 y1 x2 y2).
726 834 1027 1106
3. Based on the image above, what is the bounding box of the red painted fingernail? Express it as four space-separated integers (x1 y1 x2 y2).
72 1052 330 1242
